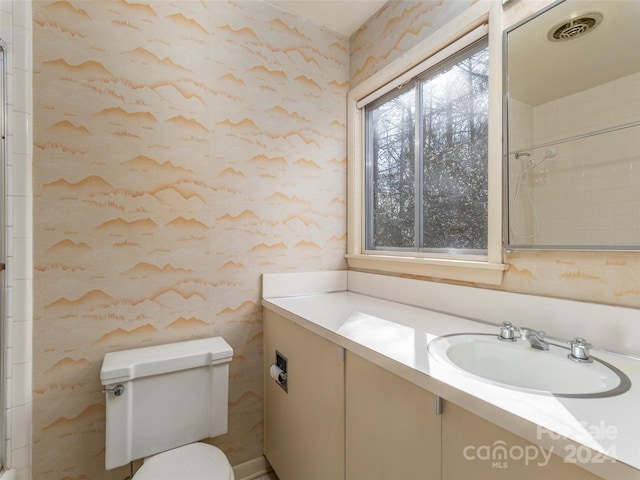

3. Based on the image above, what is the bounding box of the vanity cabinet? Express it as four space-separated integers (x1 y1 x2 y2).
346 351 441 479
264 310 606 480
263 309 345 480
442 402 602 480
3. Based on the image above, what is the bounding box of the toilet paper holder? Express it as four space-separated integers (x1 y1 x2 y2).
271 351 288 392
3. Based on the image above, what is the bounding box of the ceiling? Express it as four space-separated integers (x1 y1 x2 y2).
266 0 387 37
508 0 640 106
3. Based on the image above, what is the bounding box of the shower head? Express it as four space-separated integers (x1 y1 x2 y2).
529 148 558 169
514 147 558 170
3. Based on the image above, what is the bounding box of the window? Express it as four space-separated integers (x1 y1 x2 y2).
365 38 489 256
346 18 507 285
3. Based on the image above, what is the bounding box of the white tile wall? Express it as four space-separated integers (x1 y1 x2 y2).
507 97 533 153
507 98 537 242
509 72 640 246
0 1 34 479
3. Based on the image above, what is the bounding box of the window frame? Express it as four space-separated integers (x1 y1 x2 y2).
346 4 507 285
364 37 490 257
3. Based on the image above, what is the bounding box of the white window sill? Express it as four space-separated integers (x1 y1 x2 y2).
345 254 507 285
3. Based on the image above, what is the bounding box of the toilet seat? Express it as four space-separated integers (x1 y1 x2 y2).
133 442 234 480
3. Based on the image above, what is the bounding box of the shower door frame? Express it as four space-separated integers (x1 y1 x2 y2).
0 37 7 471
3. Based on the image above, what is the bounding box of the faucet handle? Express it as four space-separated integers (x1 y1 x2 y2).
568 337 593 363
498 321 517 341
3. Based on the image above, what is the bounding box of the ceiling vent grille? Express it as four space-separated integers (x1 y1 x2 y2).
548 12 603 42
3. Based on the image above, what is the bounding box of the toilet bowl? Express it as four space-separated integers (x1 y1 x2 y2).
100 337 235 479
134 443 233 480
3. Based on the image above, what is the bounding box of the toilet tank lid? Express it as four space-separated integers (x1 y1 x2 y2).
100 337 233 384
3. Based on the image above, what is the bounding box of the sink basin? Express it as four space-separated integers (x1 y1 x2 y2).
428 333 631 398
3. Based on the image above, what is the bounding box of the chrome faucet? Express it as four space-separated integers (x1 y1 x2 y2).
496 323 594 361
519 327 549 351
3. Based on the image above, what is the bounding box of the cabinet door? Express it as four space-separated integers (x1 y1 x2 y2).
263 310 345 480
345 352 441 480
442 402 603 480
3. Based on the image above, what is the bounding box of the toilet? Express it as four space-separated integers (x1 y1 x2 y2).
100 337 235 479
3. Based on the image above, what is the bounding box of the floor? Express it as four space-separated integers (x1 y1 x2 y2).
256 473 279 480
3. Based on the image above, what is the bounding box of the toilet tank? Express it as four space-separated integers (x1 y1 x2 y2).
100 337 233 470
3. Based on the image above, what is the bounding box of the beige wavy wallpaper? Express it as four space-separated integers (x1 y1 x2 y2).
33 1 347 478
349 0 473 88
31 0 640 478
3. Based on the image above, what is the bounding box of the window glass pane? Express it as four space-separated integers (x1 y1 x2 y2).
421 44 489 250
364 38 489 254
368 89 415 248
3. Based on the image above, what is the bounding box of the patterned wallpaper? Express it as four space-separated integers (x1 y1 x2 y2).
32 1 347 478
349 0 474 88
30 0 640 478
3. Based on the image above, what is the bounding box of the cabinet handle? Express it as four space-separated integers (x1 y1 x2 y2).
434 395 443 416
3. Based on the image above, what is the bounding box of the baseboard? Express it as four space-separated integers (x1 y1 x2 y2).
232 455 273 480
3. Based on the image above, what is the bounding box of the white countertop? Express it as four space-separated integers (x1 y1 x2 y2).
262 289 640 479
